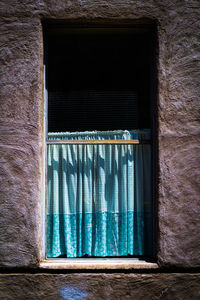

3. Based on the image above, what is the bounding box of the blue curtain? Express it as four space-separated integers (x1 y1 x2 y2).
46 130 152 258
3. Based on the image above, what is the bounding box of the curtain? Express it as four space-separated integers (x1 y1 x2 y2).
46 130 151 258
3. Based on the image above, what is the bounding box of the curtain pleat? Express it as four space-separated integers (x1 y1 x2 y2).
46 130 151 257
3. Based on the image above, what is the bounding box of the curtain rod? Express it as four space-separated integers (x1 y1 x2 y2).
46 139 150 145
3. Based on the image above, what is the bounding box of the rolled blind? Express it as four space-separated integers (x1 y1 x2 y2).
48 89 139 132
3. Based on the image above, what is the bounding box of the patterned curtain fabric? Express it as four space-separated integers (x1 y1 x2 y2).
46 130 152 258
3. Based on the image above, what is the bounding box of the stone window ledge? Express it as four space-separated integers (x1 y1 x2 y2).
40 259 158 270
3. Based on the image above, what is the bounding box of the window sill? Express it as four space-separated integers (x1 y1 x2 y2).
40 258 158 270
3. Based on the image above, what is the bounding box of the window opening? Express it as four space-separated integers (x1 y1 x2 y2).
44 25 155 259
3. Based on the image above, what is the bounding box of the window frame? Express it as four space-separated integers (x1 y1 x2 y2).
42 23 157 266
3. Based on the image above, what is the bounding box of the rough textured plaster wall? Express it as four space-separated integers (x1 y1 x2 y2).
0 273 200 299
0 0 200 269
0 18 43 267
157 2 200 266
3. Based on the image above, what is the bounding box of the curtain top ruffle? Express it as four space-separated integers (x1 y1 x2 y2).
48 129 150 141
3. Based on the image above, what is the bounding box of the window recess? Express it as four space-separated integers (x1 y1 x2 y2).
44 25 155 259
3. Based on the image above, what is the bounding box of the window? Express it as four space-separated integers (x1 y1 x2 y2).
44 25 155 259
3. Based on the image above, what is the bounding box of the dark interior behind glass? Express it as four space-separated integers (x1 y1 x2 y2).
46 27 154 132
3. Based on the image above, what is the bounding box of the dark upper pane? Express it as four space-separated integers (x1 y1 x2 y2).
46 28 154 132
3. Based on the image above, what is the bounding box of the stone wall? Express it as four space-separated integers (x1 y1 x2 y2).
0 0 200 298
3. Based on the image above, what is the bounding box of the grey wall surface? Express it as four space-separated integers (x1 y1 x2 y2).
0 0 200 298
